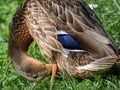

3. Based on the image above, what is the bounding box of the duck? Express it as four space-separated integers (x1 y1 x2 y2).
8 0 119 82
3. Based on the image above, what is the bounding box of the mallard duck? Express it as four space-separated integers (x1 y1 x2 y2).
8 0 119 82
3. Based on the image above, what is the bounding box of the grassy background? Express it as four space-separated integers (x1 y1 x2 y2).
0 0 120 90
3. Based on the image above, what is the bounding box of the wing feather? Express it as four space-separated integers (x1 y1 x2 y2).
22 0 63 62
39 0 118 56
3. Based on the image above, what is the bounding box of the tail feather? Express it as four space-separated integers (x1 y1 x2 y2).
77 56 117 71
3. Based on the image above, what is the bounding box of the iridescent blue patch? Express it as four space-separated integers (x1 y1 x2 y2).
57 34 82 49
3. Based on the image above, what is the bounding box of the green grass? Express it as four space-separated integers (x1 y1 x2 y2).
0 0 120 90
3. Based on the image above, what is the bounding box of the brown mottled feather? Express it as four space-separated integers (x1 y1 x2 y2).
8 0 119 81
38 0 119 77
8 0 53 81
39 0 118 56
24 0 63 63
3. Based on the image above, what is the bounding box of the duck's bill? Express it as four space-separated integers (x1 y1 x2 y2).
50 64 57 84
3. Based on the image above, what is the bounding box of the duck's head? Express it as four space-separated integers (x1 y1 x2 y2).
23 64 52 81
13 57 52 81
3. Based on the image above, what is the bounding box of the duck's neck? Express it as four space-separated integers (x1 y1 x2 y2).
8 39 26 65
8 0 34 68
8 0 34 64
8 29 33 67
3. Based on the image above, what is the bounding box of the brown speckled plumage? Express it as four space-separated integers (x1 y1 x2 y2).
8 0 119 81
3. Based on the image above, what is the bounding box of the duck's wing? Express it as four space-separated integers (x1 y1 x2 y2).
39 0 119 57
21 0 64 63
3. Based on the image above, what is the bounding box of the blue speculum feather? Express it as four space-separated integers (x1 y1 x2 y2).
57 34 82 49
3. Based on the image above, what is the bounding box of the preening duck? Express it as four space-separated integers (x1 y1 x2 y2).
8 0 119 82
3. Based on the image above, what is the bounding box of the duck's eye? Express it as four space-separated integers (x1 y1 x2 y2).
32 74 38 79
